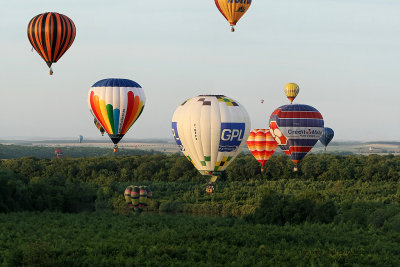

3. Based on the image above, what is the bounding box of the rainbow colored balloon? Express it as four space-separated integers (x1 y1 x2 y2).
246 129 278 171
88 78 145 152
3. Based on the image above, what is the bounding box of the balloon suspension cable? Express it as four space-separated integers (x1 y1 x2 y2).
231 26 235 32
49 67 53 75
209 175 218 183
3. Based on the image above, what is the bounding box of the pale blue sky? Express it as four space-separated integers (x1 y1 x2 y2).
0 0 399 141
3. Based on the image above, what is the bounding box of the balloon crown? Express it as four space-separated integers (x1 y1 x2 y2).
198 94 225 97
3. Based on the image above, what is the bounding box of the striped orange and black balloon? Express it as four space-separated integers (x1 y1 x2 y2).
27 12 76 75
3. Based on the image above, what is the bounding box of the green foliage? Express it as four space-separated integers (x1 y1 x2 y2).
159 201 185 213
1 153 400 221
1 152 400 265
2 153 400 185
384 214 400 233
0 212 400 266
246 190 337 225
22 241 56 267
0 169 96 213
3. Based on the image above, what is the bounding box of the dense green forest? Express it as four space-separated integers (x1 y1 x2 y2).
1 151 400 265
1 212 400 266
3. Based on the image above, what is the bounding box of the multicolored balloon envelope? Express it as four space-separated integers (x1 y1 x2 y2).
124 186 152 214
246 129 278 171
88 78 145 152
172 95 250 178
27 12 76 75
284 83 299 104
320 127 334 151
215 0 252 32
269 104 324 171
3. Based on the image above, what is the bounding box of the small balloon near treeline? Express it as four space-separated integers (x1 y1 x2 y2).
124 186 152 215
320 127 335 151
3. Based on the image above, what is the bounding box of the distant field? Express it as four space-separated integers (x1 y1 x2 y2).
0 139 180 154
29 141 181 153
1 139 399 156
312 143 400 155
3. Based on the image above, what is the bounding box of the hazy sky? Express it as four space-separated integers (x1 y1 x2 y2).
1 0 399 141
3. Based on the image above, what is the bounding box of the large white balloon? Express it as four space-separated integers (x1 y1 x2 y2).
172 95 251 176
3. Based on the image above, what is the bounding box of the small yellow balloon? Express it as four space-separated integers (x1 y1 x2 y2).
284 83 299 104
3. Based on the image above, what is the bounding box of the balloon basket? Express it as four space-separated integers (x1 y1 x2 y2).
206 183 215 194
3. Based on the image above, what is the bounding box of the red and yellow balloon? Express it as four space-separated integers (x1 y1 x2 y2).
246 129 278 171
215 0 252 32
284 83 299 104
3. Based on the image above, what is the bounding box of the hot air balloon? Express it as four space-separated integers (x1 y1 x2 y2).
269 104 324 171
27 12 76 75
246 129 278 171
78 135 83 143
124 186 152 214
172 95 250 184
320 127 334 151
215 0 252 32
94 118 105 136
88 78 145 152
284 83 299 104
55 149 63 159
260 99 264 104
